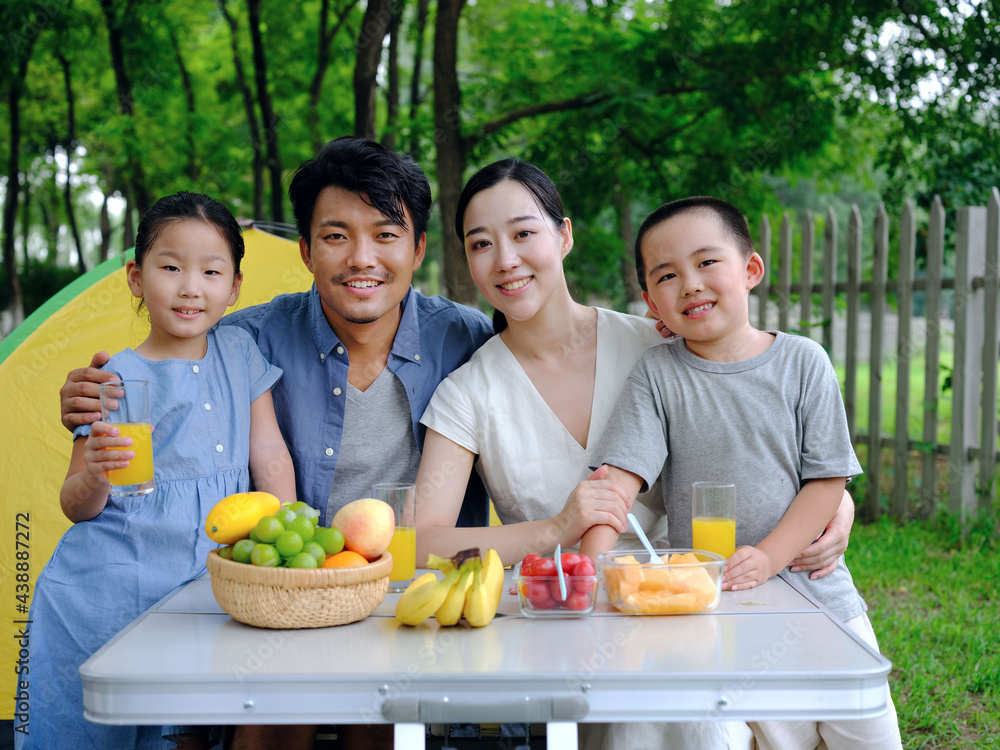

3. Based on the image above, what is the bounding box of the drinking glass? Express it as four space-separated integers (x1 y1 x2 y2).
372 482 416 592
99 380 155 497
692 482 736 558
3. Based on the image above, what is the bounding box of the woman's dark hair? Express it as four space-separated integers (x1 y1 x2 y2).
634 196 753 292
454 158 566 333
289 136 432 250
134 191 245 273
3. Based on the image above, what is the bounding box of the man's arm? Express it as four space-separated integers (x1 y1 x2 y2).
722 477 846 591
60 351 117 430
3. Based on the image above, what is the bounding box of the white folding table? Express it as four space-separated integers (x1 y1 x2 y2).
81 571 891 749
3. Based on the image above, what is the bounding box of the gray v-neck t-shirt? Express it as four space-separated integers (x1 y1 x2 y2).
326 366 420 518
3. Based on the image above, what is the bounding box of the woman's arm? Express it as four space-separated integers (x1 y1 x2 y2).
60 425 134 522
415 431 632 567
247 390 296 504
578 465 644 559
789 489 855 579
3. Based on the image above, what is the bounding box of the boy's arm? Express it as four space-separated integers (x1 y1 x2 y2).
248 390 297 504
790 490 855 578
579 465 644 560
722 477 846 591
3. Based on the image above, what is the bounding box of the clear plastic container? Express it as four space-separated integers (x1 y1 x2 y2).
514 563 598 618
597 548 724 615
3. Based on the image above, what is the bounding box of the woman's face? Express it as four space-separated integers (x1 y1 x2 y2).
462 180 573 324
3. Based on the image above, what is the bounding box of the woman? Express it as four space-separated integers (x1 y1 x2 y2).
414 158 853 570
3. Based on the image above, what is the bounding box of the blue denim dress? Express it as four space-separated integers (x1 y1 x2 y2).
18 327 280 750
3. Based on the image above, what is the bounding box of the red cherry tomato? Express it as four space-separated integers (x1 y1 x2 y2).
534 558 557 577
549 579 572 604
525 580 554 609
522 553 541 570
571 558 596 592
567 590 592 611
520 560 538 577
560 552 582 571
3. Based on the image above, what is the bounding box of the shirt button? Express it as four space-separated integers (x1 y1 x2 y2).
336 346 344 355
192 365 200 373
414 354 420 361
325 448 334 456
333 387 342 396
215 444 224 453
204 403 212 411
320 353 326 360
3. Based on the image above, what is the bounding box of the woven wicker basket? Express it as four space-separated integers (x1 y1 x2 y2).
206 548 391 629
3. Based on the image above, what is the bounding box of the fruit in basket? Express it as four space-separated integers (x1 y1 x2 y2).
321 550 369 568
205 492 282 544
332 498 395 561
313 527 345 556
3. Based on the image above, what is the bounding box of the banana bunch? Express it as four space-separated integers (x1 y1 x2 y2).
395 547 505 627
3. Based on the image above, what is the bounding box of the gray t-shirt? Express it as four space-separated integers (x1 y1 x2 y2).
593 332 866 621
326 366 420 519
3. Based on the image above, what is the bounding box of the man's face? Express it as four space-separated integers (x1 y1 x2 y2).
300 186 425 331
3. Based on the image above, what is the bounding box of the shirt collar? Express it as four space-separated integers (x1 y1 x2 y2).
307 284 422 364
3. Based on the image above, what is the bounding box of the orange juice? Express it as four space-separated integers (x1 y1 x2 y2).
692 517 736 558
106 422 154 487
386 526 416 581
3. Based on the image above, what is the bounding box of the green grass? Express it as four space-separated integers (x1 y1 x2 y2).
851 516 1000 748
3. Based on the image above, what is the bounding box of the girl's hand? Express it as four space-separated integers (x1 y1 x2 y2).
82 421 135 480
553 466 631 548
722 545 772 591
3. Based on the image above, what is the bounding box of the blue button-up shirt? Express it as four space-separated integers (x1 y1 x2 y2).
223 285 494 527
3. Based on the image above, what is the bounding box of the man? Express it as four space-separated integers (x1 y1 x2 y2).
59 137 494 749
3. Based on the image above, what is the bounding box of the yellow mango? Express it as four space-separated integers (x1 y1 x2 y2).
205 491 281 544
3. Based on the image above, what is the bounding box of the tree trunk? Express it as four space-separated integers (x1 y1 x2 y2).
123 185 135 256
2 50 31 331
308 0 360 152
168 27 198 181
434 0 476 304
247 0 285 223
99 0 153 217
381 0 403 152
408 0 430 157
57 53 86 273
99 187 112 263
353 0 392 139
218 0 264 220
44 172 59 264
614 177 643 307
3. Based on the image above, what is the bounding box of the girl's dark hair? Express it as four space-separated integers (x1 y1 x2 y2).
288 136 432 249
634 196 753 292
454 158 566 333
134 191 245 272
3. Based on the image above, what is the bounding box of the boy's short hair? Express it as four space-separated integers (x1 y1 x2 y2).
635 196 754 291
288 136 432 250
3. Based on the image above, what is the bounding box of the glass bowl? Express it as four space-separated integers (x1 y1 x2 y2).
514 563 598 618
597 548 724 615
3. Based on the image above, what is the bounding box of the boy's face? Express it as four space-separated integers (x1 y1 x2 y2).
640 210 764 358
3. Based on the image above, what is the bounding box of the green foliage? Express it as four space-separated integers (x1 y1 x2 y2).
0 260 81 317
851 517 1000 747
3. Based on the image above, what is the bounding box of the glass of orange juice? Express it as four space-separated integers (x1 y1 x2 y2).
372 482 416 592
692 482 736 558
99 380 155 497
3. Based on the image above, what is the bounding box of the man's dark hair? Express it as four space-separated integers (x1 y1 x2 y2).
635 196 754 291
288 136 432 250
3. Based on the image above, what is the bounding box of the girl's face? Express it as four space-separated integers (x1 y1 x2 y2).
462 180 573 324
127 219 242 357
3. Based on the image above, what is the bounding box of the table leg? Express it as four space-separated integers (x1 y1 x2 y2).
546 722 578 750
394 723 425 749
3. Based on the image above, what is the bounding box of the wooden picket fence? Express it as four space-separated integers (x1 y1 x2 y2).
752 188 1000 522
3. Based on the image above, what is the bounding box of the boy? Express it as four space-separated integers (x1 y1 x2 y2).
584 197 902 749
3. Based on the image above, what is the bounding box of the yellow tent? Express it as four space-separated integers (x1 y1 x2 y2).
0 229 311 719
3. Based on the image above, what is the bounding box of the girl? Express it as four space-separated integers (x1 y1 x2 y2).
413 159 857 750
20 192 295 750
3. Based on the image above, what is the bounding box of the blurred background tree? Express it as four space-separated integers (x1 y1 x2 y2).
1 0 997 326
